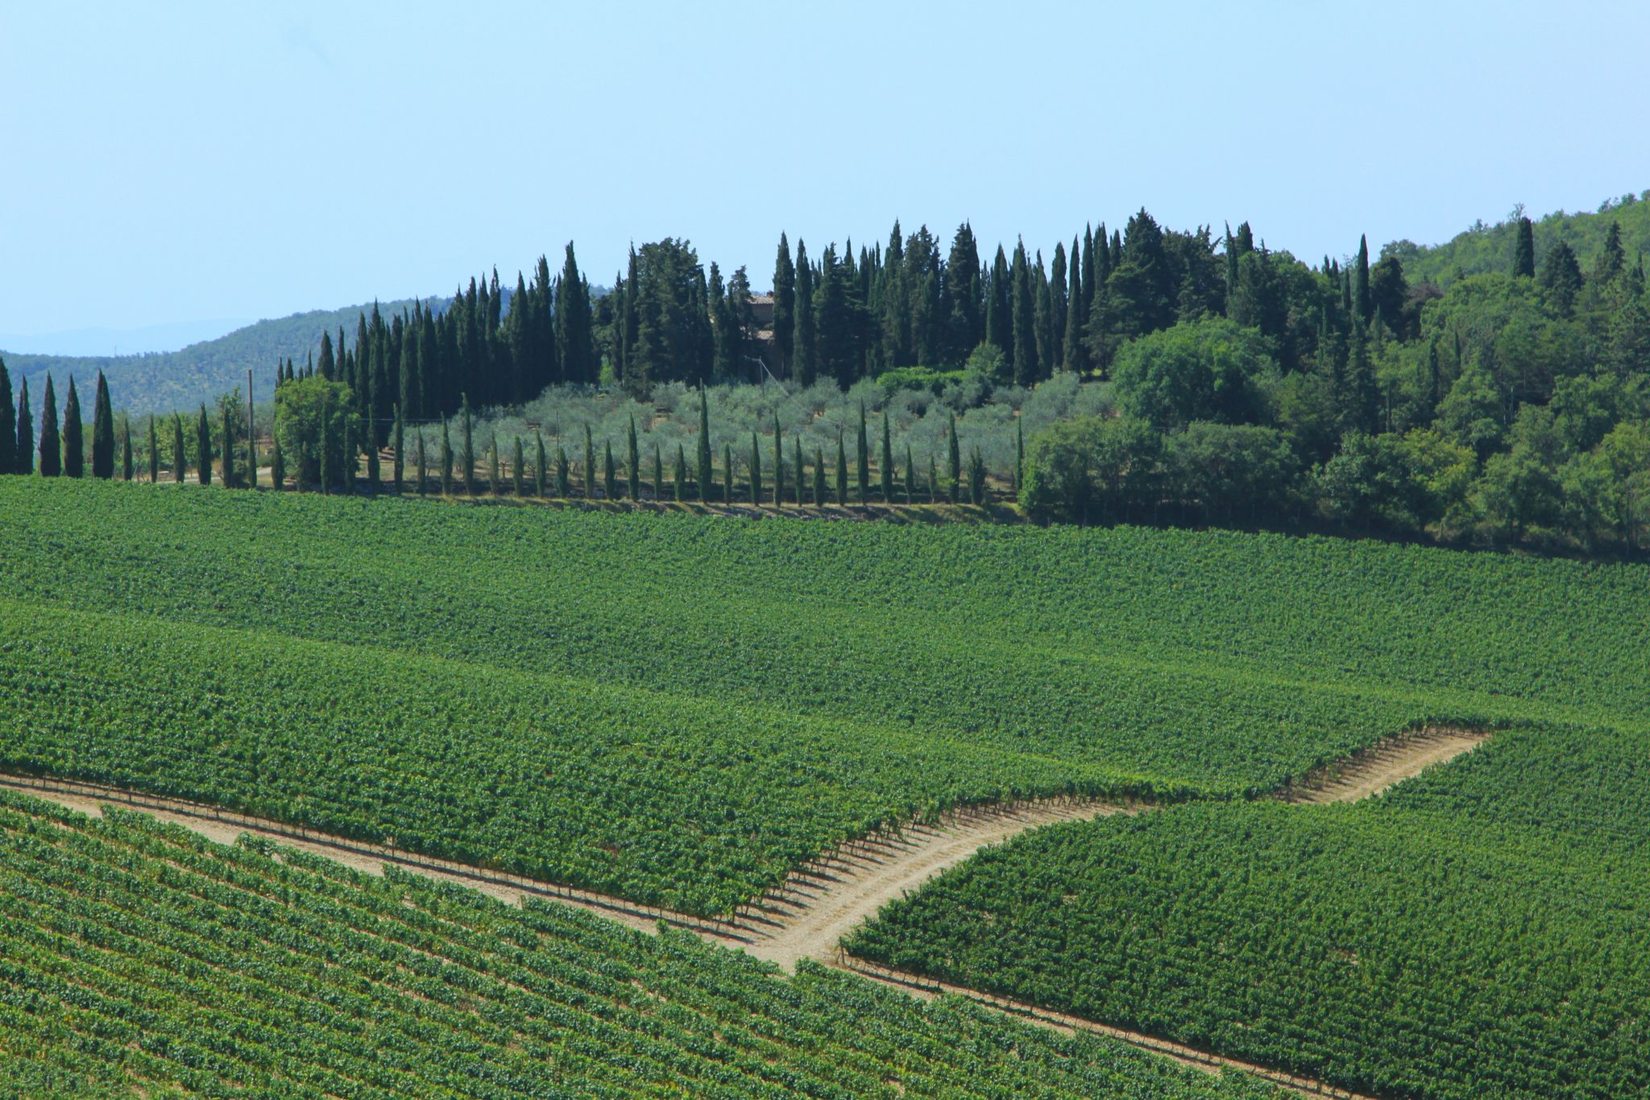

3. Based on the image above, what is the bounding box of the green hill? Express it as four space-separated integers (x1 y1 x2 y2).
1383 188 1650 285
2 297 436 418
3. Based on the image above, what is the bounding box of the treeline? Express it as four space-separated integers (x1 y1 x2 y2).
1022 214 1650 556
0 364 130 480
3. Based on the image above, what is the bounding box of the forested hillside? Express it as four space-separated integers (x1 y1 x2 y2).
1387 190 1650 285
2 296 435 416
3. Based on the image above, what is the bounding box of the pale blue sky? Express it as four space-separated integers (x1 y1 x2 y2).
2 1 1648 349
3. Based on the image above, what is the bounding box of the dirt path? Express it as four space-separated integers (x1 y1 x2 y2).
743 799 1130 969
0 726 1486 1099
1276 726 1491 804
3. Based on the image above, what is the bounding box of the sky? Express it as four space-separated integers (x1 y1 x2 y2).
2 0 1649 352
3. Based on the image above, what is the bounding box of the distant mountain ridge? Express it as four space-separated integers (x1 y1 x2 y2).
2 297 441 418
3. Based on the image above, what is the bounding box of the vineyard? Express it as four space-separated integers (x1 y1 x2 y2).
0 789 1283 1099
6 479 1650 1095
846 720 1650 1100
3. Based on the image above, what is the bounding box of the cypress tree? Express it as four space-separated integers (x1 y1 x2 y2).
674 444 686 501
89 372 115 478
514 436 526 496
1513 216 1536 279
583 423 596 498
272 433 285 491
364 415 379 493
773 234 795 376
36 375 60 475
749 431 761 505
1352 234 1372 324
15 377 31 475
196 404 211 486
855 402 869 505
62 378 83 477
555 445 570 497
245 407 257 490
627 414 640 500
603 440 616 500
440 418 453 494
696 388 713 501
723 443 734 505
880 412 893 503
392 404 404 493
489 436 501 496
414 429 427 495
319 394 332 494
121 419 133 481
172 413 185 484
904 443 914 506
652 442 663 500
346 412 358 491
147 416 159 483
968 448 987 505
794 241 816 386
221 403 235 487
1015 417 1024 494
947 412 961 503
813 447 825 507
460 395 475 496
835 432 848 506
793 436 804 508
534 431 547 497
772 417 783 507
0 360 14 474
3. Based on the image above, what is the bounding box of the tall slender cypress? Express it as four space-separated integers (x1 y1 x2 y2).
415 429 427 495
440 418 453 494
172 413 185 484
147 416 159 482
245 407 257 490
221 404 236 488
0 359 15 474
855 402 870 505
121 420 133 481
793 436 803 509
880 412 894 503
627 414 640 500
489 435 501 497
835 432 848 506
272 433 285 491
196 404 212 486
723 444 734 505
534 431 547 497
513 436 525 496
555 444 570 497
652 442 663 500
15 377 31 475
813 447 825 507
392 404 405 493
748 431 761 505
772 417 784 507
696 388 712 501
674 444 686 502
1513 217 1536 279
947 412 961 503
603 440 616 500
62 378 83 478
460 395 475 496
37 376 60 476
583 424 596 498
90 371 115 478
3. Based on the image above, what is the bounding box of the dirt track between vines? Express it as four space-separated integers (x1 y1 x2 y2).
0 727 1483 1099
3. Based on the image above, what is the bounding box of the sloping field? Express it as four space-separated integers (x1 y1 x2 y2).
847 721 1650 1099
0 789 1284 1100
4 479 1649 916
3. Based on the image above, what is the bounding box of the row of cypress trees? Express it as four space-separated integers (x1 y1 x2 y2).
0 362 125 479
405 389 997 506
